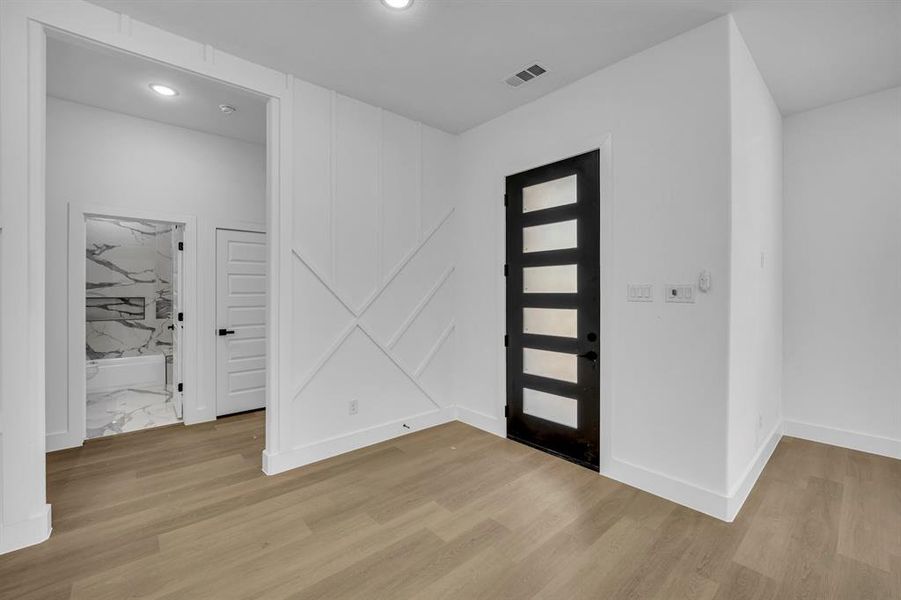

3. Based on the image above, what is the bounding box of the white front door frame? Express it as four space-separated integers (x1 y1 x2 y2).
0 0 293 553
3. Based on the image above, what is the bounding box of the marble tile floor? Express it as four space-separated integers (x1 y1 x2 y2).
86 383 181 439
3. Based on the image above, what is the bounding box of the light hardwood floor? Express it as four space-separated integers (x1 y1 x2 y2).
1 411 898 599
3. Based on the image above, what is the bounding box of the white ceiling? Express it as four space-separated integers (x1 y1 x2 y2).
89 0 901 134
47 34 267 144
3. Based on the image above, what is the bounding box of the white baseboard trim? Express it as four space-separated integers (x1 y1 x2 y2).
262 407 455 475
783 419 901 460
46 430 83 453
725 423 783 521
455 406 505 437
0 504 52 555
601 458 730 521
602 424 783 523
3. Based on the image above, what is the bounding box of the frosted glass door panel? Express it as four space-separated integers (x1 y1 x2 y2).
523 388 578 428
522 175 577 213
523 308 577 338
523 219 577 253
523 264 577 294
523 348 578 383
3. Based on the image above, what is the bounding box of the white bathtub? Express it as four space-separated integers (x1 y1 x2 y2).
86 354 166 393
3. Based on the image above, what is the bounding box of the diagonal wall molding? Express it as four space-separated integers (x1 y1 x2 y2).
288 80 457 460
293 207 453 318
414 320 455 379
289 239 453 411
386 264 454 349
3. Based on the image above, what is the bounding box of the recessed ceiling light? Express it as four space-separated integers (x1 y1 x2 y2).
149 83 178 97
218 104 237 115
381 0 413 10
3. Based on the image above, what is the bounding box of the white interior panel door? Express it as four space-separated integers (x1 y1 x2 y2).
216 229 267 416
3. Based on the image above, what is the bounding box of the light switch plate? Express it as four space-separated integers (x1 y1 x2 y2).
665 284 694 303
627 284 653 302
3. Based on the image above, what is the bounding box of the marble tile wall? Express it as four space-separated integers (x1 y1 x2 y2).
85 218 174 360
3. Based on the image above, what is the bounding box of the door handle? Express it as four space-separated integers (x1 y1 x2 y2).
578 350 598 361
218 328 236 336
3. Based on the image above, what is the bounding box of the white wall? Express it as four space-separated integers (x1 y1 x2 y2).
45 97 266 449
456 17 735 517
725 20 783 507
263 79 458 473
783 86 901 459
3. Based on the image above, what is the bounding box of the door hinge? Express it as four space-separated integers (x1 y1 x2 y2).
177 312 184 322
504 405 509 418
178 241 184 251
177 383 183 393
504 193 508 207
504 334 509 347
504 264 509 277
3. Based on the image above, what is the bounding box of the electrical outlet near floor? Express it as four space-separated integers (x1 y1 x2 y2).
348 399 359 416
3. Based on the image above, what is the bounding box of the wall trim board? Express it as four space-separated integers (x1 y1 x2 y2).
0 505 51 556
783 419 901 460
262 406 455 475
455 406 505 437
603 424 781 523
725 422 782 521
602 458 731 521
46 431 84 454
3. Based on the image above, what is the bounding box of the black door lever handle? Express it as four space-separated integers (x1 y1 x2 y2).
218 328 236 336
578 350 598 361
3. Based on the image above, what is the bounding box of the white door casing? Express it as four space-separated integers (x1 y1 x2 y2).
172 224 184 419
216 229 267 416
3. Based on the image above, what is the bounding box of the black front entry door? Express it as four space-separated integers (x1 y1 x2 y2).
505 150 600 470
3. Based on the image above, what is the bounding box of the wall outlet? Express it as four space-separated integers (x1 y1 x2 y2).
348 399 359 416
664 284 694 303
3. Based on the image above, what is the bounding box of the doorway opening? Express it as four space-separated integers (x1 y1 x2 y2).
45 30 270 451
85 217 185 438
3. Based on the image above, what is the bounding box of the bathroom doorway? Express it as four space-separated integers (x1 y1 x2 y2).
43 30 268 451
84 217 185 438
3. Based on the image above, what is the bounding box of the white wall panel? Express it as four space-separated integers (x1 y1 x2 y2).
381 111 421 279
392 274 454 374
726 20 783 495
360 215 454 343
421 126 457 234
291 328 437 447
290 258 354 390
418 328 455 407
333 94 381 310
287 80 456 464
292 79 333 278
783 86 901 458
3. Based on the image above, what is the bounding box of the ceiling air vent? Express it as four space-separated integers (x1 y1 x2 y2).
505 63 548 88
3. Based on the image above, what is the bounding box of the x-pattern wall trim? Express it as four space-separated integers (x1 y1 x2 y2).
290 207 455 410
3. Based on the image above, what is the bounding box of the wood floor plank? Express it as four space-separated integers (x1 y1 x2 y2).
0 412 897 600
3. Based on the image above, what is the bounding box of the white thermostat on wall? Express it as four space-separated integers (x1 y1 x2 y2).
698 270 711 293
